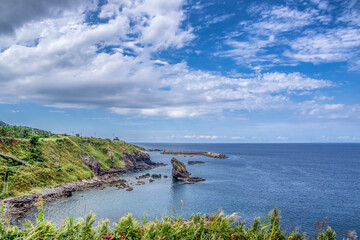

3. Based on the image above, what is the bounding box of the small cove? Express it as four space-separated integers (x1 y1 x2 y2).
13 143 360 236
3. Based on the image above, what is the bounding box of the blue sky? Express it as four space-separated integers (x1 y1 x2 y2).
0 0 359 142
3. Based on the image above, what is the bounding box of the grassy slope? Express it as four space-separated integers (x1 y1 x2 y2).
0 135 143 198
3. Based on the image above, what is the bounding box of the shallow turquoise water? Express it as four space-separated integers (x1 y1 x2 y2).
16 143 360 236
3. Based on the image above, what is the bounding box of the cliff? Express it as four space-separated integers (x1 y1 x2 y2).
0 123 160 198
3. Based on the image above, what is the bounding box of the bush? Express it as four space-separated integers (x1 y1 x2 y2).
0 207 344 240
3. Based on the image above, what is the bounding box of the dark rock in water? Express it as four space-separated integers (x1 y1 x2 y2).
151 174 161 179
136 173 150 179
164 175 168 178
187 177 206 182
64 191 72 197
171 157 190 180
188 161 205 165
136 181 145 185
171 158 206 183
80 153 101 176
184 182 195 184
149 179 154 183
126 187 133 191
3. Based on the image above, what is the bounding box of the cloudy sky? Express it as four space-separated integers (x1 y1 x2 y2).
0 0 359 142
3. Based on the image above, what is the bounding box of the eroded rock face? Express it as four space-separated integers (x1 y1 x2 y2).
80 153 101 176
171 157 190 180
123 150 155 172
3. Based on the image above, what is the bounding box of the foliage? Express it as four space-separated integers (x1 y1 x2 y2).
0 123 143 198
0 206 350 240
0 125 55 139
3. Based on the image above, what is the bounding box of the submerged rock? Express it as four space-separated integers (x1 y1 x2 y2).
171 157 190 180
151 174 161 179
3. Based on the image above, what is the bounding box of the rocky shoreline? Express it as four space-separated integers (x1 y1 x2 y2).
1 150 166 220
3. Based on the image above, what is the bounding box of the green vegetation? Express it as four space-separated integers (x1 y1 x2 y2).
0 122 143 198
0 203 344 240
0 124 55 139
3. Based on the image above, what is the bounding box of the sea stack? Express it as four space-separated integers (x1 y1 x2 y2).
171 157 206 182
171 157 190 180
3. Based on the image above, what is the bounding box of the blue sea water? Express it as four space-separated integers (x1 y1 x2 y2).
17 143 360 236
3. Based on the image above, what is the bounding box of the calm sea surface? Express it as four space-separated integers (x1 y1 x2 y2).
16 143 360 236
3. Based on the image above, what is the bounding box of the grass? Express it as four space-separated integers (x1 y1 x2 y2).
0 201 349 240
0 135 144 198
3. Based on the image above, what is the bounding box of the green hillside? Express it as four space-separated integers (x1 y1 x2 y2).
0 122 144 198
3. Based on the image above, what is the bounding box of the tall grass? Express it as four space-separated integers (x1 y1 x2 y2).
0 203 356 240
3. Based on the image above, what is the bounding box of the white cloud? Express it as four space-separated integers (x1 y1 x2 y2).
0 0 90 35
231 136 246 140
301 102 360 119
285 28 360 64
220 2 360 70
205 13 235 26
0 0 339 119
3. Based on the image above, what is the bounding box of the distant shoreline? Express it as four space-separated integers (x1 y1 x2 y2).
159 150 228 158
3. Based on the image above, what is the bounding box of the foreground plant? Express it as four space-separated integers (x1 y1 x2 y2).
0 203 356 240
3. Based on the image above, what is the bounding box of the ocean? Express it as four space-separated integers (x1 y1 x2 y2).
16 143 360 236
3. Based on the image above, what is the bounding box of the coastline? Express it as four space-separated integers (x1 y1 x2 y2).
1 162 165 220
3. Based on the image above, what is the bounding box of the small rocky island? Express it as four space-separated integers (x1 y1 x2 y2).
161 150 227 158
171 157 205 182
188 161 205 165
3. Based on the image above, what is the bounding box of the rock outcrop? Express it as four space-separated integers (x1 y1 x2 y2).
188 161 205 165
171 157 190 180
171 157 206 183
187 177 206 182
123 150 160 172
80 153 101 176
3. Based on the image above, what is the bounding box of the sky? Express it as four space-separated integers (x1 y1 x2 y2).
0 0 359 143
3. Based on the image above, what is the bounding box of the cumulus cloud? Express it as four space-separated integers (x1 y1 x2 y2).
0 0 336 118
0 0 88 35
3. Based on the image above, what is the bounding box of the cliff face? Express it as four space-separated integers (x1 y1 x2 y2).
123 150 155 172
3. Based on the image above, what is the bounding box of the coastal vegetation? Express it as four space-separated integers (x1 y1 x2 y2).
0 203 342 240
0 121 146 199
